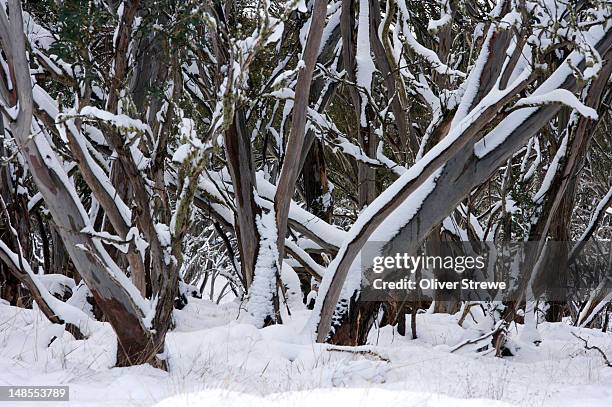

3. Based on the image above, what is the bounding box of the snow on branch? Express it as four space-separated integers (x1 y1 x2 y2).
475 22 611 159
427 0 452 33
532 132 568 204
256 172 346 249
515 89 599 119
66 106 152 135
284 239 324 280
397 2 466 79
355 0 376 126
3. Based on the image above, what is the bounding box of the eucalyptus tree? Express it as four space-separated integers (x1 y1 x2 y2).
0 0 610 369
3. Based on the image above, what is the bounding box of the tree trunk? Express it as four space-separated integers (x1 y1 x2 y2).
224 111 261 290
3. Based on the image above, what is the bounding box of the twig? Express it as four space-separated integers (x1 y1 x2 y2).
458 302 486 327
571 332 612 367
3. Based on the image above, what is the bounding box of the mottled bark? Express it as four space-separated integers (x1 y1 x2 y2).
316 71 531 342
528 54 612 321
316 26 612 344
275 0 330 261
224 111 261 289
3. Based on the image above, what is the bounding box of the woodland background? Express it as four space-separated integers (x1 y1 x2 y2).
0 0 610 373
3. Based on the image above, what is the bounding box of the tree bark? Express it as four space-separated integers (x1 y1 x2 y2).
315 26 612 344
0 0 164 368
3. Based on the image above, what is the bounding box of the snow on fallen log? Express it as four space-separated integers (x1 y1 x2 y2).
0 241 93 339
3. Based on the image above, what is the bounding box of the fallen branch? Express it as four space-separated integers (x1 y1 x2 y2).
324 345 390 362
0 197 90 339
450 320 505 353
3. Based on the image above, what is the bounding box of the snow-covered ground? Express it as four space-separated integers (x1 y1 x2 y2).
0 298 610 406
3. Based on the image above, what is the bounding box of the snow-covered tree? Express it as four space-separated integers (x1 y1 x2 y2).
0 0 610 369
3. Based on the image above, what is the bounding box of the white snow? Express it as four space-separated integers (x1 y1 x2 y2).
355 0 376 126
318 3 341 56
284 239 324 278
397 2 465 80
449 6 495 129
256 172 347 249
78 106 152 135
475 23 611 159
38 274 76 297
515 89 598 120
428 1 452 33
0 241 93 336
246 212 280 328
157 388 508 407
0 300 610 406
